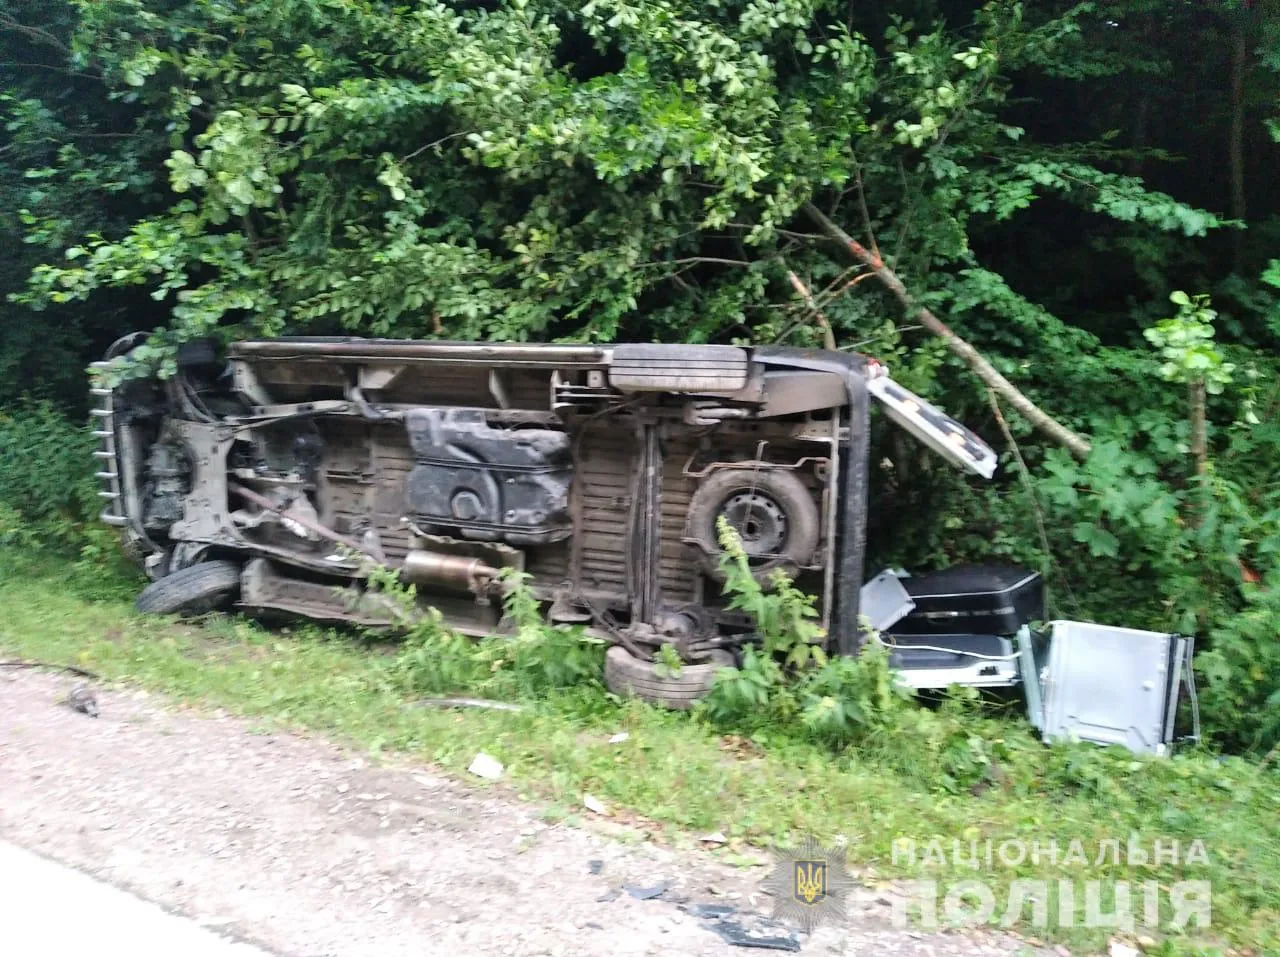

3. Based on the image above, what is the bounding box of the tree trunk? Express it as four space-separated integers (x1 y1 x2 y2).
1189 379 1208 481
1129 91 1149 178
1229 18 1247 266
803 201 1093 460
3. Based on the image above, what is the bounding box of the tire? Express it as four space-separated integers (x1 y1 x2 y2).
686 467 820 586
604 646 735 710
135 560 241 616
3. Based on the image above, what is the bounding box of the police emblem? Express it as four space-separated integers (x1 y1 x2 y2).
763 835 854 933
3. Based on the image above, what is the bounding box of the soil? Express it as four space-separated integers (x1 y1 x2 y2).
0 670 1049 957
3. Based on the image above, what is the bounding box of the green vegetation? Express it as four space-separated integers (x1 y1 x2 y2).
1 546 1277 955
2 1 1280 950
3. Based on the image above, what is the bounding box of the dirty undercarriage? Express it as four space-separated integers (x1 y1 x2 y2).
95 335 1077 700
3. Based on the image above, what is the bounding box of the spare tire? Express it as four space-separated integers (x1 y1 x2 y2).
135 560 241 616
686 467 820 586
604 646 735 710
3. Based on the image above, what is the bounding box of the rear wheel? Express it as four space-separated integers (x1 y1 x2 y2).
135 560 241 616
604 646 735 710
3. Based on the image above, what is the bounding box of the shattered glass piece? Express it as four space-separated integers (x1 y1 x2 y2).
703 915 802 952
622 881 671 901
680 902 738 920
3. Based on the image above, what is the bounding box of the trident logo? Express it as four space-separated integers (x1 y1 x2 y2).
794 860 828 905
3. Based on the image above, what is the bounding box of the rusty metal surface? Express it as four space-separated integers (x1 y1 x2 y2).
400 549 499 591
100 337 873 654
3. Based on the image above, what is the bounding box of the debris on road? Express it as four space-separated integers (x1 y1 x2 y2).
418 697 525 713
587 859 604 875
681 902 738 920
623 880 671 901
1108 942 1140 957
699 831 727 845
583 794 608 815
467 752 503 781
702 913 802 952
66 683 99 718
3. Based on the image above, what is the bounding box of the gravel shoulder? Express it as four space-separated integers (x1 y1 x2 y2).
0 670 1043 957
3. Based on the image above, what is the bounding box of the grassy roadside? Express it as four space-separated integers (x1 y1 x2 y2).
1 548 1275 956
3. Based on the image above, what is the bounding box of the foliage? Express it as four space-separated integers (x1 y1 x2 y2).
1197 577 1280 752
0 0 1237 366
1145 291 1235 395
706 520 1001 790
714 515 826 669
373 563 604 700
702 644 785 725
493 568 607 695
0 400 99 550
795 641 914 748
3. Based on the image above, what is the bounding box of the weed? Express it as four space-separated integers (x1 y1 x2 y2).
370 564 604 701
653 643 683 679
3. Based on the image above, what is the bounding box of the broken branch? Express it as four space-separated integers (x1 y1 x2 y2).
784 268 837 350
803 201 1092 460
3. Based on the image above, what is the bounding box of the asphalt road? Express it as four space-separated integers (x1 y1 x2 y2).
0 840 276 956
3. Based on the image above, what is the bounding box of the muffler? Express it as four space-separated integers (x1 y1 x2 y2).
400 549 500 591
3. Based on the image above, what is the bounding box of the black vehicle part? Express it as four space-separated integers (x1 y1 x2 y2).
753 347 871 657
143 442 191 529
176 337 219 370
686 467 820 586
135 560 241 616
603 646 734 710
888 565 1044 637
405 407 573 545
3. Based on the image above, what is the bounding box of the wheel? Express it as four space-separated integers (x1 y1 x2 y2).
604 646 735 710
135 560 241 615
686 467 820 586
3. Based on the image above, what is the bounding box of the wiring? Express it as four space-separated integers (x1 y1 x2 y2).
871 635 1021 662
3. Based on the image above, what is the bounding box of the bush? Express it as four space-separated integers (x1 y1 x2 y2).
796 642 915 748
703 520 1064 794
704 520 923 747
373 564 605 701
0 400 100 550
1197 577 1280 752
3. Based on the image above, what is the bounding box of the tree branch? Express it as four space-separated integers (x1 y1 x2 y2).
402 130 472 162
803 200 1092 460
987 389 1081 614
783 266 836 350
638 257 752 268
0 14 71 54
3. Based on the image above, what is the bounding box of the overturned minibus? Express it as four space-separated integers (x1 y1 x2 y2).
94 335 1069 706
